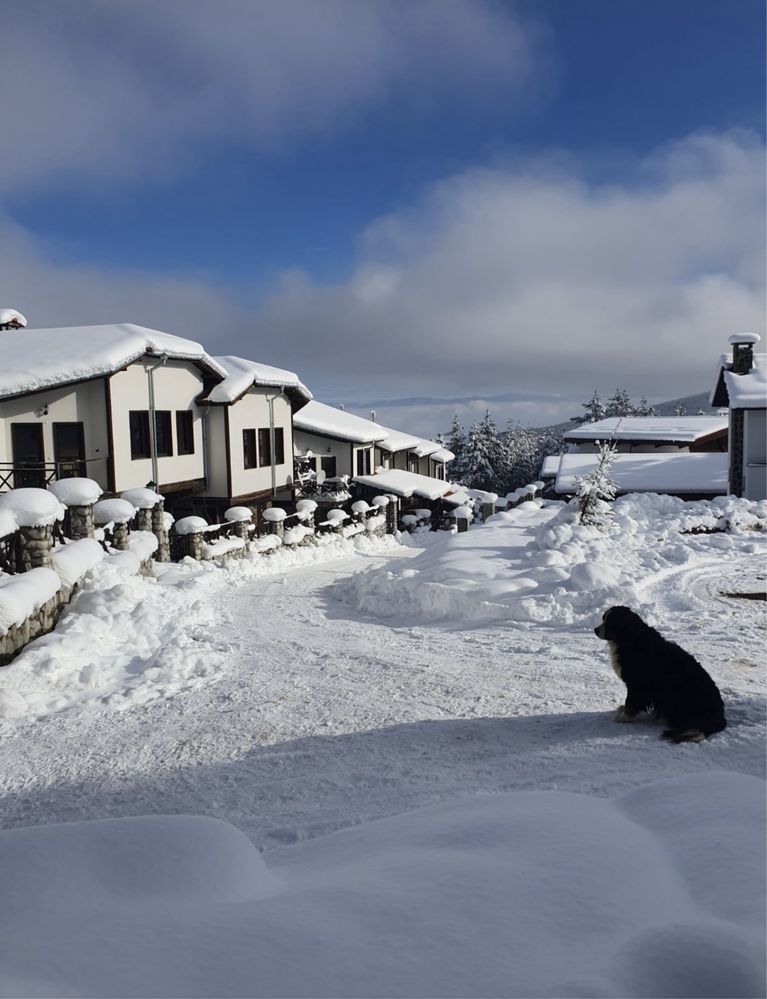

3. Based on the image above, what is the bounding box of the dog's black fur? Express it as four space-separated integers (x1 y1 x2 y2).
594 606 726 743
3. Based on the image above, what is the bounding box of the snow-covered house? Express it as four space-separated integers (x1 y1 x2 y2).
0 324 224 505
563 416 728 454
375 426 454 480
293 402 389 481
199 355 312 514
711 333 766 500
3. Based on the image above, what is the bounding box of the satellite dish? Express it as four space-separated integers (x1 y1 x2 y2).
316 469 326 485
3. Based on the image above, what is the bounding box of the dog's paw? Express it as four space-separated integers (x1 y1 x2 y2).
614 705 636 722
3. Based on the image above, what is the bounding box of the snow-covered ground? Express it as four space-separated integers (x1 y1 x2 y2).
0 498 764 997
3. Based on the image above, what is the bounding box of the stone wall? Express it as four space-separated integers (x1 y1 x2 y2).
0 585 72 667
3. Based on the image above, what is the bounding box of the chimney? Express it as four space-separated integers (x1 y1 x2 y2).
728 332 761 374
370 410 376 421
0 308 28 331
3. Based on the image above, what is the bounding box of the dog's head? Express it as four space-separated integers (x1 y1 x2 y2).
594 605 645 641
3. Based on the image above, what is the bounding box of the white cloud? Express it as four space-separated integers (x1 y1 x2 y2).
248 130 766 402
0 0 544 193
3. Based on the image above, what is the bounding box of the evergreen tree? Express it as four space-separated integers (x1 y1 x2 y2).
575 440 618 529
605 388 635 417
674 404 687 417
462 411 499 491
581 390 606 423
635 395 657 417
447 416 468 483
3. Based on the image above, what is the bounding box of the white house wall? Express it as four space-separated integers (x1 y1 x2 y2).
0 380 110 489
226 391 295 499
108 359 206 493
204 406 229 497
294 430 354 479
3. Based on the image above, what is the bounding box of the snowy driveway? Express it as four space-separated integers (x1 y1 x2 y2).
0 534 763 849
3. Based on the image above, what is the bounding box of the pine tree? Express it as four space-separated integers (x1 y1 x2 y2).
605 388 635 417
635 395 657 417
447 416 468 483
581 390 606 423
462 411 499 491
575 440 618 529
674 404 687 417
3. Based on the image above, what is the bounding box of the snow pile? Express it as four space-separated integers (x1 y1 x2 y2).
0 568 62 632
128 531 159 561
340 495 767 627
174 515 208 535
283 524 313 546
351 500 370 515
0 307 27 327
48 478 103 506
325 508 349 524
50 540 105 588
262 508 287 523
372 495 390 507
0 771 761 998
365 514 386 533
295 499 317 515
251 534 282 553
121 488 163 509
202 537 246 560
224 506 253 523
0 489 64 527
94 499 135 525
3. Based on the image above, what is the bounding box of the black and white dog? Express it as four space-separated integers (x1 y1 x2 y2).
594 606 726 743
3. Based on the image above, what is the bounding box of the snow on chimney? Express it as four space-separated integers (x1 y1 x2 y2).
0 308 27 331
728 332 761 374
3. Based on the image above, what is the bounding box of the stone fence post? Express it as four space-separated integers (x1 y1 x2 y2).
18 524 54 570
68 504 95 540
151 500 170 562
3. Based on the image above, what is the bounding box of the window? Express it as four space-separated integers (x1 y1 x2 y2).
130 411 151 460
273 427 285 465
53 422 86 478
408 451 419 474
176 411 195 455
154 411 173 457
320 455 337 478
243 429 257 469
258 428 271 467
356 447 372 476
435 463 445 480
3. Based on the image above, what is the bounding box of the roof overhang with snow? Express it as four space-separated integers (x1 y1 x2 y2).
294 401 389 444
564 416 728 444
353 469 456 501
711 353 767 410
205 355 312 408
554 452 728 496
0 323 227 401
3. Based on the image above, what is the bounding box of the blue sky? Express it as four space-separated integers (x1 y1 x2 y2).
1 0 764 433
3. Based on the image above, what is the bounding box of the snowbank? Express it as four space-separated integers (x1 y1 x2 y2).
202 537 245 560
50 540 105 588
0 771 761 998
339 495 767 628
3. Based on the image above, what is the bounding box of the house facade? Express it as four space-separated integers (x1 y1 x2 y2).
0 324 223 505
711 333 766 500
293 402 388 481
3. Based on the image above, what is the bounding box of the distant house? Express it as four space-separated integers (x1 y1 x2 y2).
375 425 454 480
0 323 225 507
711 333 766 500
293 401 388 480
199 355 312 517
563 416 728 453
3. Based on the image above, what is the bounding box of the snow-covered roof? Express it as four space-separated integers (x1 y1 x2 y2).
554 452 728 495
207 355 312 405
0 324 227 400
412 439 442 458
564 416 728 443
376 426 422 453
540 455 561 478
431 447 455 463
0 308 27 328
294 401 388 444
353 469 454 501
723 353 767 409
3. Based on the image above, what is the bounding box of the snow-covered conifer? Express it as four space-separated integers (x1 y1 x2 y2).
574 439 618 529
605 388 635 417
582 390 606 422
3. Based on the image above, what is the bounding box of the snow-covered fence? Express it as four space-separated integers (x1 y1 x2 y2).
505 481 546 510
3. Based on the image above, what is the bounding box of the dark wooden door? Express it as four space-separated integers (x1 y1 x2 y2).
11 423 45 487
53 422 86 478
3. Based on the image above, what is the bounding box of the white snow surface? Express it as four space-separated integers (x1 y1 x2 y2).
224 506 253 523
121 487 162 509
555 451 728 494
565 415 728 442
0 510 18 538
48 477 103 506
0 488 64 527
294 400 388 443
207 354 311 404
174 515 208 535
93 498 136 525
128 531 160 561
0 771 763 999
375 425 422 452
262 507 287 523
0 495 764 999
0 323 226 399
